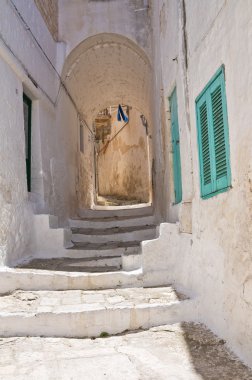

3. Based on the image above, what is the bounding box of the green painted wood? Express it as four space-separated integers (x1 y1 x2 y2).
170 88 182 204
23 93 32 192
196 66 231 199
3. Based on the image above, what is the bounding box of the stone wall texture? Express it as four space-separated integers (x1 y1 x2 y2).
97 108 151 203
34 0 58 40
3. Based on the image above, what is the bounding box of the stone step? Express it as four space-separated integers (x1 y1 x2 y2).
0 267 143 294
61 246 140 259
69 215 155 229
70 241 141 250
18 253 142 273
17 256 122 272
96 198 139 207
0 286 194 338
71 225 158 244
70 224 156 235
78 205 153 219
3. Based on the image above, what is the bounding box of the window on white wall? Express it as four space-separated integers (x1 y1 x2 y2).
195 66 231 199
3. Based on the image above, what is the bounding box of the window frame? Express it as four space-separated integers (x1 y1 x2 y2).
169 87 183 204
195 65 231 199
23 93 32 192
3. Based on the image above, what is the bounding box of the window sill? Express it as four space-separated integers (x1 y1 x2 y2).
201 185 231 200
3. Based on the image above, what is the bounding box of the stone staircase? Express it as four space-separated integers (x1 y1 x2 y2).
0 205 198 338
66 207 157 272
21 205 157 273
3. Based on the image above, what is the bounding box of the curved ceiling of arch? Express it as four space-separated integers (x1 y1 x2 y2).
61 33 153 125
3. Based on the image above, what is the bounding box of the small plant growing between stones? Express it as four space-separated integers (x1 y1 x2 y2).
100 331 109 338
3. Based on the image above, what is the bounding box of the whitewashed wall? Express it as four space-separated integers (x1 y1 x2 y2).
151 0 252 368
0 0 79 264
0 57 32 266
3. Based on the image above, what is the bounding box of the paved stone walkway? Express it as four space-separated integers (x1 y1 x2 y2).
0 323 251 380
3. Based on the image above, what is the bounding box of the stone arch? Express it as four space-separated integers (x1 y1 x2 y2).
61 33 153 126
61 33 153 207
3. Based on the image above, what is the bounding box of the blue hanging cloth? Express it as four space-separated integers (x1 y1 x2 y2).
117 105 122 121
117 104 128 122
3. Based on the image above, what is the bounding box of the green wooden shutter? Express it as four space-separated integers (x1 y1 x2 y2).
196 94 213 197
209 73 231 191
196 66 231 199
170 88 182 204
23 93 32 192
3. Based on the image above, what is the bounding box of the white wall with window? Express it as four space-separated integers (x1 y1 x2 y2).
150 0 252 368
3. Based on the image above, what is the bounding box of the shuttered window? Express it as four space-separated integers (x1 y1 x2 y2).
196 66 231 199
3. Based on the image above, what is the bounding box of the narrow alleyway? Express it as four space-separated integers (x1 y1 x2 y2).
1 1 252 378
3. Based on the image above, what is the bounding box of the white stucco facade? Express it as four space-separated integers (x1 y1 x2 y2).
0 0 80 242
150 0 252 368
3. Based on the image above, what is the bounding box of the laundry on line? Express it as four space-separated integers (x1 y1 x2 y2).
117 104 128 122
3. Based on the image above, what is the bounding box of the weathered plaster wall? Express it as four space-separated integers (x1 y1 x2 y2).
0 58 33 266
150 0 194 223
151 0 252 368
148 0 171 220
34 0 58 41
58 0 151 58
97 108 151 203
78 125 95 210
52 90 79 222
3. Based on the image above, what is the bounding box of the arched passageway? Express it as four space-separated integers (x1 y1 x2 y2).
61 33 153 208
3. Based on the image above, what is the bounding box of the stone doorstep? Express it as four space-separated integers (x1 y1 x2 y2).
0 287 195 338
